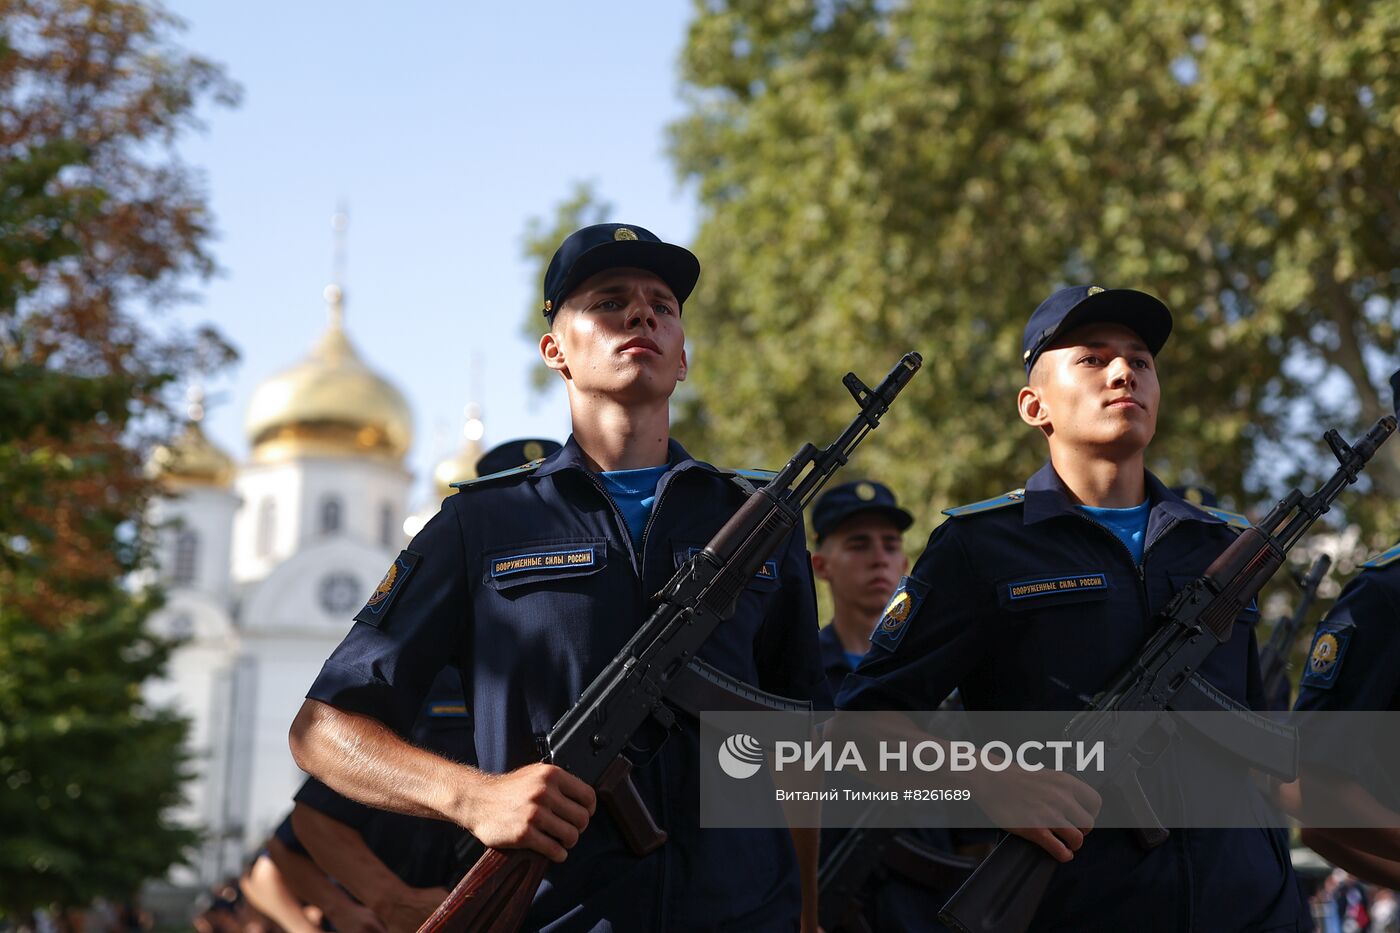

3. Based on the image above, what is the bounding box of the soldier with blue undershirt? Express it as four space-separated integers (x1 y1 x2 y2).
836 285 1310 931
1292 533 1400 887
289 224 829 932
810 480 914 693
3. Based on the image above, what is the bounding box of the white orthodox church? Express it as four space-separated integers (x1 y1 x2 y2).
143 284 483 884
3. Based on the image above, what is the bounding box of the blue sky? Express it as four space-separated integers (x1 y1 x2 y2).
171 1 700 507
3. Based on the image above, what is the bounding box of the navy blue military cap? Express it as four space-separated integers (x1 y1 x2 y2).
812 480 914 541
475 438 561 477
1022 285 1173 375
542 223 700 321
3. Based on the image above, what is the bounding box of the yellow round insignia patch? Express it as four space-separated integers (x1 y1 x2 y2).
880 590 912 633
1087 286 1105 296
368 563 398 606
544 300 553 312
524 441 544 460
1309 633 1340 674
1185 487 1204 505
856 482 877 501
613 227 638 241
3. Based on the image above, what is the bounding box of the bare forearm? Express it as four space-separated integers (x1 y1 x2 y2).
241 855 320 933
289 698 477 824
1302 827 1400 887
1297 767 1400 861
291 803 414 916
289 698 597 861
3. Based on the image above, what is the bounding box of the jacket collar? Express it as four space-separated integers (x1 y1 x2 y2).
531 434 720 480
1022 461 1224 541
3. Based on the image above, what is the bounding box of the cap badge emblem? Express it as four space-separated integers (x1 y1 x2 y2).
856 482 877 501
523 441 544 460
1087 286 1105 296
613 227 638 241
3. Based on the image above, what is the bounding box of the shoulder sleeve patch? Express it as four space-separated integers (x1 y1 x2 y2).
942 489 1025 518
1299 620 1354 691
1361 541 1400 570
1201 505 1251 531
354 550 421 627
870 574 928 654
450 459 546 490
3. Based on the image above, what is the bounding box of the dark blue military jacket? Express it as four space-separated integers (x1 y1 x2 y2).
1294 546 1400 808
836 464 1310 933
307 437 829 932
819 625 958 933
296 667 475 889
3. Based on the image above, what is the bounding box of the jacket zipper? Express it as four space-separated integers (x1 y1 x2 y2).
574 465 682 932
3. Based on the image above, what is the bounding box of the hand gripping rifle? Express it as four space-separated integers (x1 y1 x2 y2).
418 352 923 933
1258 554 1332 708
939 413 1396 933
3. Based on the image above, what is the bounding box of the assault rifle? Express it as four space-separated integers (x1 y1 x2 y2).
1258 554 1332 709
419 352 923 933
939 413 1396 933
819 818 977 933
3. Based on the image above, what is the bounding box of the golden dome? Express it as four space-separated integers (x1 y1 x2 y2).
149 420 236 489
245 286 413 463
433 404 485 499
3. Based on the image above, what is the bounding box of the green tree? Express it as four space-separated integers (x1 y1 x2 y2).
520 181 613 388
0 0 237 920
669 0 1400 552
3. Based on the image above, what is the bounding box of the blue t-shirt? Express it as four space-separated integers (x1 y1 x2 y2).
843 650 865 671
1076 500 1150 564
599 465 669 550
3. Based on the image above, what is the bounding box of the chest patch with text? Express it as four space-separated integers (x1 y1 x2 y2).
490 546 598 578
1006 572 1109 602
681 547 778 581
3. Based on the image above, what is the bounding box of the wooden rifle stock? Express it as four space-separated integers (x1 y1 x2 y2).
418 848 548 933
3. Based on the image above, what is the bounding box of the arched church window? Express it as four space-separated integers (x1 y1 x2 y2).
173 530 198 586
257 498 276 558
321 495 343 536
379 502 394 547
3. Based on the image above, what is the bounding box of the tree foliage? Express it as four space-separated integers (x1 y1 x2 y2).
669 0 1400 551
520 181 613 389
0 0 237 918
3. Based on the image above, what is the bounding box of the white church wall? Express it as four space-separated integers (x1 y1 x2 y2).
148 486 239 601
235 537 408 850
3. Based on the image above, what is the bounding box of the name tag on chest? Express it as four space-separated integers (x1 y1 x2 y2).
1004 572 1110 606
491 546 598 578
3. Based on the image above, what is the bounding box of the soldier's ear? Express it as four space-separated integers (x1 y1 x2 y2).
540 330 569 376
677 347 688 382
810 550 831 582
1018 385 1050 430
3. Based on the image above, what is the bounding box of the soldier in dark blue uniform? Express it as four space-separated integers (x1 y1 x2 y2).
811 480 913 693
289 223 829 932
1293 542 1400 886
837 285 1311 931
291 667 477 931
812 481 973 932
